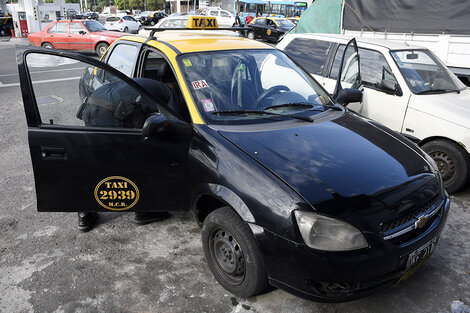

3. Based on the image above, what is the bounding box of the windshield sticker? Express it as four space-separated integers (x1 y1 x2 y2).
201 98 215 112
183 59 192 67
191 80 209 90
94 176 140 211
391 52 404 66
237 64 246 71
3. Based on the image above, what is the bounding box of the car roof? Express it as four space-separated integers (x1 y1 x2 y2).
123 32 274 53
284 33 424 50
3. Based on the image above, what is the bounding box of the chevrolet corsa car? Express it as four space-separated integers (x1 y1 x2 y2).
18 17 450 302
28 19 123 56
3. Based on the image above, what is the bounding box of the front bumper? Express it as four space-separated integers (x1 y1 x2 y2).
252 196 450 302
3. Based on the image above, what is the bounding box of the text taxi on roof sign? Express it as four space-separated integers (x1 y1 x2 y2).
17 17 449 302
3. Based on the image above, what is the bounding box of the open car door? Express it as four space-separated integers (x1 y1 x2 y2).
333 38 363 106
17 49 191 213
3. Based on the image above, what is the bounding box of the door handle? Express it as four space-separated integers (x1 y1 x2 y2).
41 146 67 160
50 34 54 37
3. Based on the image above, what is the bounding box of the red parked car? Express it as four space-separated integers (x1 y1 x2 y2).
28 20 124 57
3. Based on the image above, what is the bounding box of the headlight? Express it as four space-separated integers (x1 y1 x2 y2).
294 211 368 251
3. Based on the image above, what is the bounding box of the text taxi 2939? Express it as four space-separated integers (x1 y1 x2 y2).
18 16 449 302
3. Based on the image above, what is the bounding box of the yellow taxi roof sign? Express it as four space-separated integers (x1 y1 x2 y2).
186 16 218 29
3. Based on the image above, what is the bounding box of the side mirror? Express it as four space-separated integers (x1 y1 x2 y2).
335 88 363 106
79 30 86 35
143 113 168 137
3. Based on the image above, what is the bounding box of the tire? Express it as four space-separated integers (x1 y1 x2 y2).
41 42 54 49
124 26 129 33
95 42 109 57
201 207 268 298
422 139 470 193
150 20 155 26
247 31 255 40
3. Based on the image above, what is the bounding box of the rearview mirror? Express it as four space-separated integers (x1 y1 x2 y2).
143 113 168 137
79 30 86 35
335 88 363 106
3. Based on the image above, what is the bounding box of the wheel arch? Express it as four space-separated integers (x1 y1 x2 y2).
94 40 110 50
419 135 469 153
41 41 54 48
192 183 256 227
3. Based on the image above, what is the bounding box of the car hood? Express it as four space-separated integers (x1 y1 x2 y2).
92 31 124 38
218 112 435 207
409 88 470 129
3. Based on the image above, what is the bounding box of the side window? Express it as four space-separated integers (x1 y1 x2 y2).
267 19 276 27
359 48 397 88
254 18 265 25
26 53 159 129
50 22 67 33
284 38 332 75
106 44 140 78
329 45 345 79
142 50 190 121
220 11 230 17
210 10 219 16
48 23 57 33
160 20 168 27
330 46 398 88
69 22 84 34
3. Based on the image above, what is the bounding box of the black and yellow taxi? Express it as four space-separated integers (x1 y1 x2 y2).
246 16 295 42
17 16 449 302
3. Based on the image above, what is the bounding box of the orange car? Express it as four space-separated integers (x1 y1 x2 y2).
28 19 124 56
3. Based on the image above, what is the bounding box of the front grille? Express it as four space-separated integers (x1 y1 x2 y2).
381 195 443 241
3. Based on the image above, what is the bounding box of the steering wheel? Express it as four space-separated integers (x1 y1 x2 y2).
254 85 290 108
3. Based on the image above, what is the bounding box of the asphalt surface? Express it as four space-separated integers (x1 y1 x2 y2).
1 40 470 313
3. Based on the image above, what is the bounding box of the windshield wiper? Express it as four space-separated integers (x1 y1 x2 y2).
416 89 461 95
264 102 342 112
263 103 313 110
211 110 313 122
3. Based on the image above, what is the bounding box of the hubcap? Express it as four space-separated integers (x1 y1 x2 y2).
209 228 245 285
99 46 107 55
430 150 456 182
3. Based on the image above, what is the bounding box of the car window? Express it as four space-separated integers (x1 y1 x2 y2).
50 22 67 33
69 22 84 34
220 11 230 17
106 44 140 78
106 16 120 22
160 20 168 27
330 46 399 88
267 19 276 27
254 18 265 25
210 11 219 16
25 53 159 129
48 23 57 33
168 19 185 27
284 38 332 76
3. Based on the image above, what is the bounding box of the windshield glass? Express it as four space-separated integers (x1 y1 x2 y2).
390 49 465 94
83 20 107 32
178 49 334 125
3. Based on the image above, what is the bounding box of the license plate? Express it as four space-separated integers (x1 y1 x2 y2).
406 236 438 271
396 236 439 284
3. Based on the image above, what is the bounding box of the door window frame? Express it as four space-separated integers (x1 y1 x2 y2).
327 43 402 95
18 48 165 133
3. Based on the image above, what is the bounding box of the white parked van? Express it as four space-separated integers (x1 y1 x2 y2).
278 33 470 193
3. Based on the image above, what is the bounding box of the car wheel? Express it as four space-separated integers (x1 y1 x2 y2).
41 42 54 49
247 31 255 40
422 139 470 193
95 42 109 57
0 29 5 36
124 26 129 33
201 207 268 298
150 20 155 26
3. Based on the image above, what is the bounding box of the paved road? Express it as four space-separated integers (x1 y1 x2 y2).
1 42 470 313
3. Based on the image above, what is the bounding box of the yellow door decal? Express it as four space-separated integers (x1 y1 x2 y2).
267 29 271 36
94 176 140 211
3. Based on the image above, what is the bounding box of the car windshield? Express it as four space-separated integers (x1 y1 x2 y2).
83 20 107 32
390 49 466 94
178 49 335 125
277 19 294 28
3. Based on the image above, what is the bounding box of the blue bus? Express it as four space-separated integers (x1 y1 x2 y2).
231 0 302 18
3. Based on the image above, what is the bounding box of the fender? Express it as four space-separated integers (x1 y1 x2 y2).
191 183 255 225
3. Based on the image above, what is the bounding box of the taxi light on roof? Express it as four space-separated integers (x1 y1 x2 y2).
186 16 218 29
